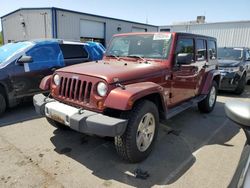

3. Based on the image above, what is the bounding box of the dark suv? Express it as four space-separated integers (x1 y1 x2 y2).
34 32 220 162
0 39 105 115
218 47 250 94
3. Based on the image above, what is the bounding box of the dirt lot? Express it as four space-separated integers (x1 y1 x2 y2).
0 86 250 188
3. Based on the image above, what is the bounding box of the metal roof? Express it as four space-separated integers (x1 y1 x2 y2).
1 7 158 27
160 20 250 27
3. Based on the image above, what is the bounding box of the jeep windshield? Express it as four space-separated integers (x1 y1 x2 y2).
106 33 172 60
218 48 243 61
0 41 34 64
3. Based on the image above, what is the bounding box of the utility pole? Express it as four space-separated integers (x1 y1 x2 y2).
41 12 48 38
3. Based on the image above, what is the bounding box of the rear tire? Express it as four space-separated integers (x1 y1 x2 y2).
198 81 217 113
234 74 246 95
114 100 159 163
46 117 69 130
0 92 6 116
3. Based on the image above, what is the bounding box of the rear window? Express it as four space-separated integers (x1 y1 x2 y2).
196 39 207 61
207 40 217 60
60 44 88 59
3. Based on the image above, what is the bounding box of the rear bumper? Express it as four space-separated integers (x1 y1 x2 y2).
33 94 128 137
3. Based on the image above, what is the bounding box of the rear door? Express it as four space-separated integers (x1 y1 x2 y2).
193 38 208 95
170 36 198 104
59 44 90 66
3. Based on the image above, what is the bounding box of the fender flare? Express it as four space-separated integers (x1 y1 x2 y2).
200 70 221 95
104 82 167 111
39 75 52 91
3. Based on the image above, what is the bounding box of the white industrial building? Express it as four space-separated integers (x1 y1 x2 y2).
159 19 250 47
3 8 250 48
1 7 158 46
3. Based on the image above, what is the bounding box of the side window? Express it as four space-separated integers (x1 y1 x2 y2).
59 44 88 59
207 40 217 60
196 39 207 61
27 44 59 62
26 43 63 71
175 38 194 61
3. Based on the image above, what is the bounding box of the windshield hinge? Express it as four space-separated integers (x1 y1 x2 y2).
116 83 126 90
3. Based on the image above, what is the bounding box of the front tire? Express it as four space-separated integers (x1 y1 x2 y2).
0 92 6 116
114 100 159 163
198 81 217 113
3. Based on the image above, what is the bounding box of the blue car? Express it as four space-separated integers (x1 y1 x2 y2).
0 39 105 115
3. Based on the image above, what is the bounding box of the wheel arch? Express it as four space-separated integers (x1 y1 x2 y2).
213 74 221 88
104 82 167 117
200 70 221 95
133 92 166 119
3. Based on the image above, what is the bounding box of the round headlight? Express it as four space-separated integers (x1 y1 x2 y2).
97 82 108 96
53 74 60 86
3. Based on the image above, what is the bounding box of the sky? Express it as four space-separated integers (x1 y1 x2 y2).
1 0 250 30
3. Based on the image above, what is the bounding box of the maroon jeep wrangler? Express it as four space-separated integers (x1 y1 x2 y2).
34 32 220 162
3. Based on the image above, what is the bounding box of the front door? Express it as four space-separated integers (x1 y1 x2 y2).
170 37 198 105
10 43 63 97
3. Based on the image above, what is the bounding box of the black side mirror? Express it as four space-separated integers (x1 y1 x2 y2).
17 55 33 64
176 53 193 65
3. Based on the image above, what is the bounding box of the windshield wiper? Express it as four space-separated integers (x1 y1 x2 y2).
127 55 148 63
106 54 120 60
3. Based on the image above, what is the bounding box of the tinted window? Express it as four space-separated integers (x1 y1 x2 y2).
60 44 88 59
175 38 194 60
196 39 207 61
208 40 217 60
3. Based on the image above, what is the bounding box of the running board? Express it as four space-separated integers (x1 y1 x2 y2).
166 95 206 119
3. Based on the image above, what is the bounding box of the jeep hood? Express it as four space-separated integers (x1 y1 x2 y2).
218 59 241 67
57 60 164 84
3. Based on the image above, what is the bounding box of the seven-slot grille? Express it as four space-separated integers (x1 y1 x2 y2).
59 76 93 103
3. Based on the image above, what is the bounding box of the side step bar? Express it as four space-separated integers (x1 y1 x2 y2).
166 95 206 119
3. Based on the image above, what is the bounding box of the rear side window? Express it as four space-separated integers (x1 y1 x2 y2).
196 39 207 61
175 38 194 61
60 44 88 59
207 40 217 60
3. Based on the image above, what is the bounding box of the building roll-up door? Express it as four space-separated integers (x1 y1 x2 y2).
80 19 105 45
132 27 147 32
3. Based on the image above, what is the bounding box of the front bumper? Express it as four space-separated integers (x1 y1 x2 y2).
219 71 241 91
33 94 128 137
